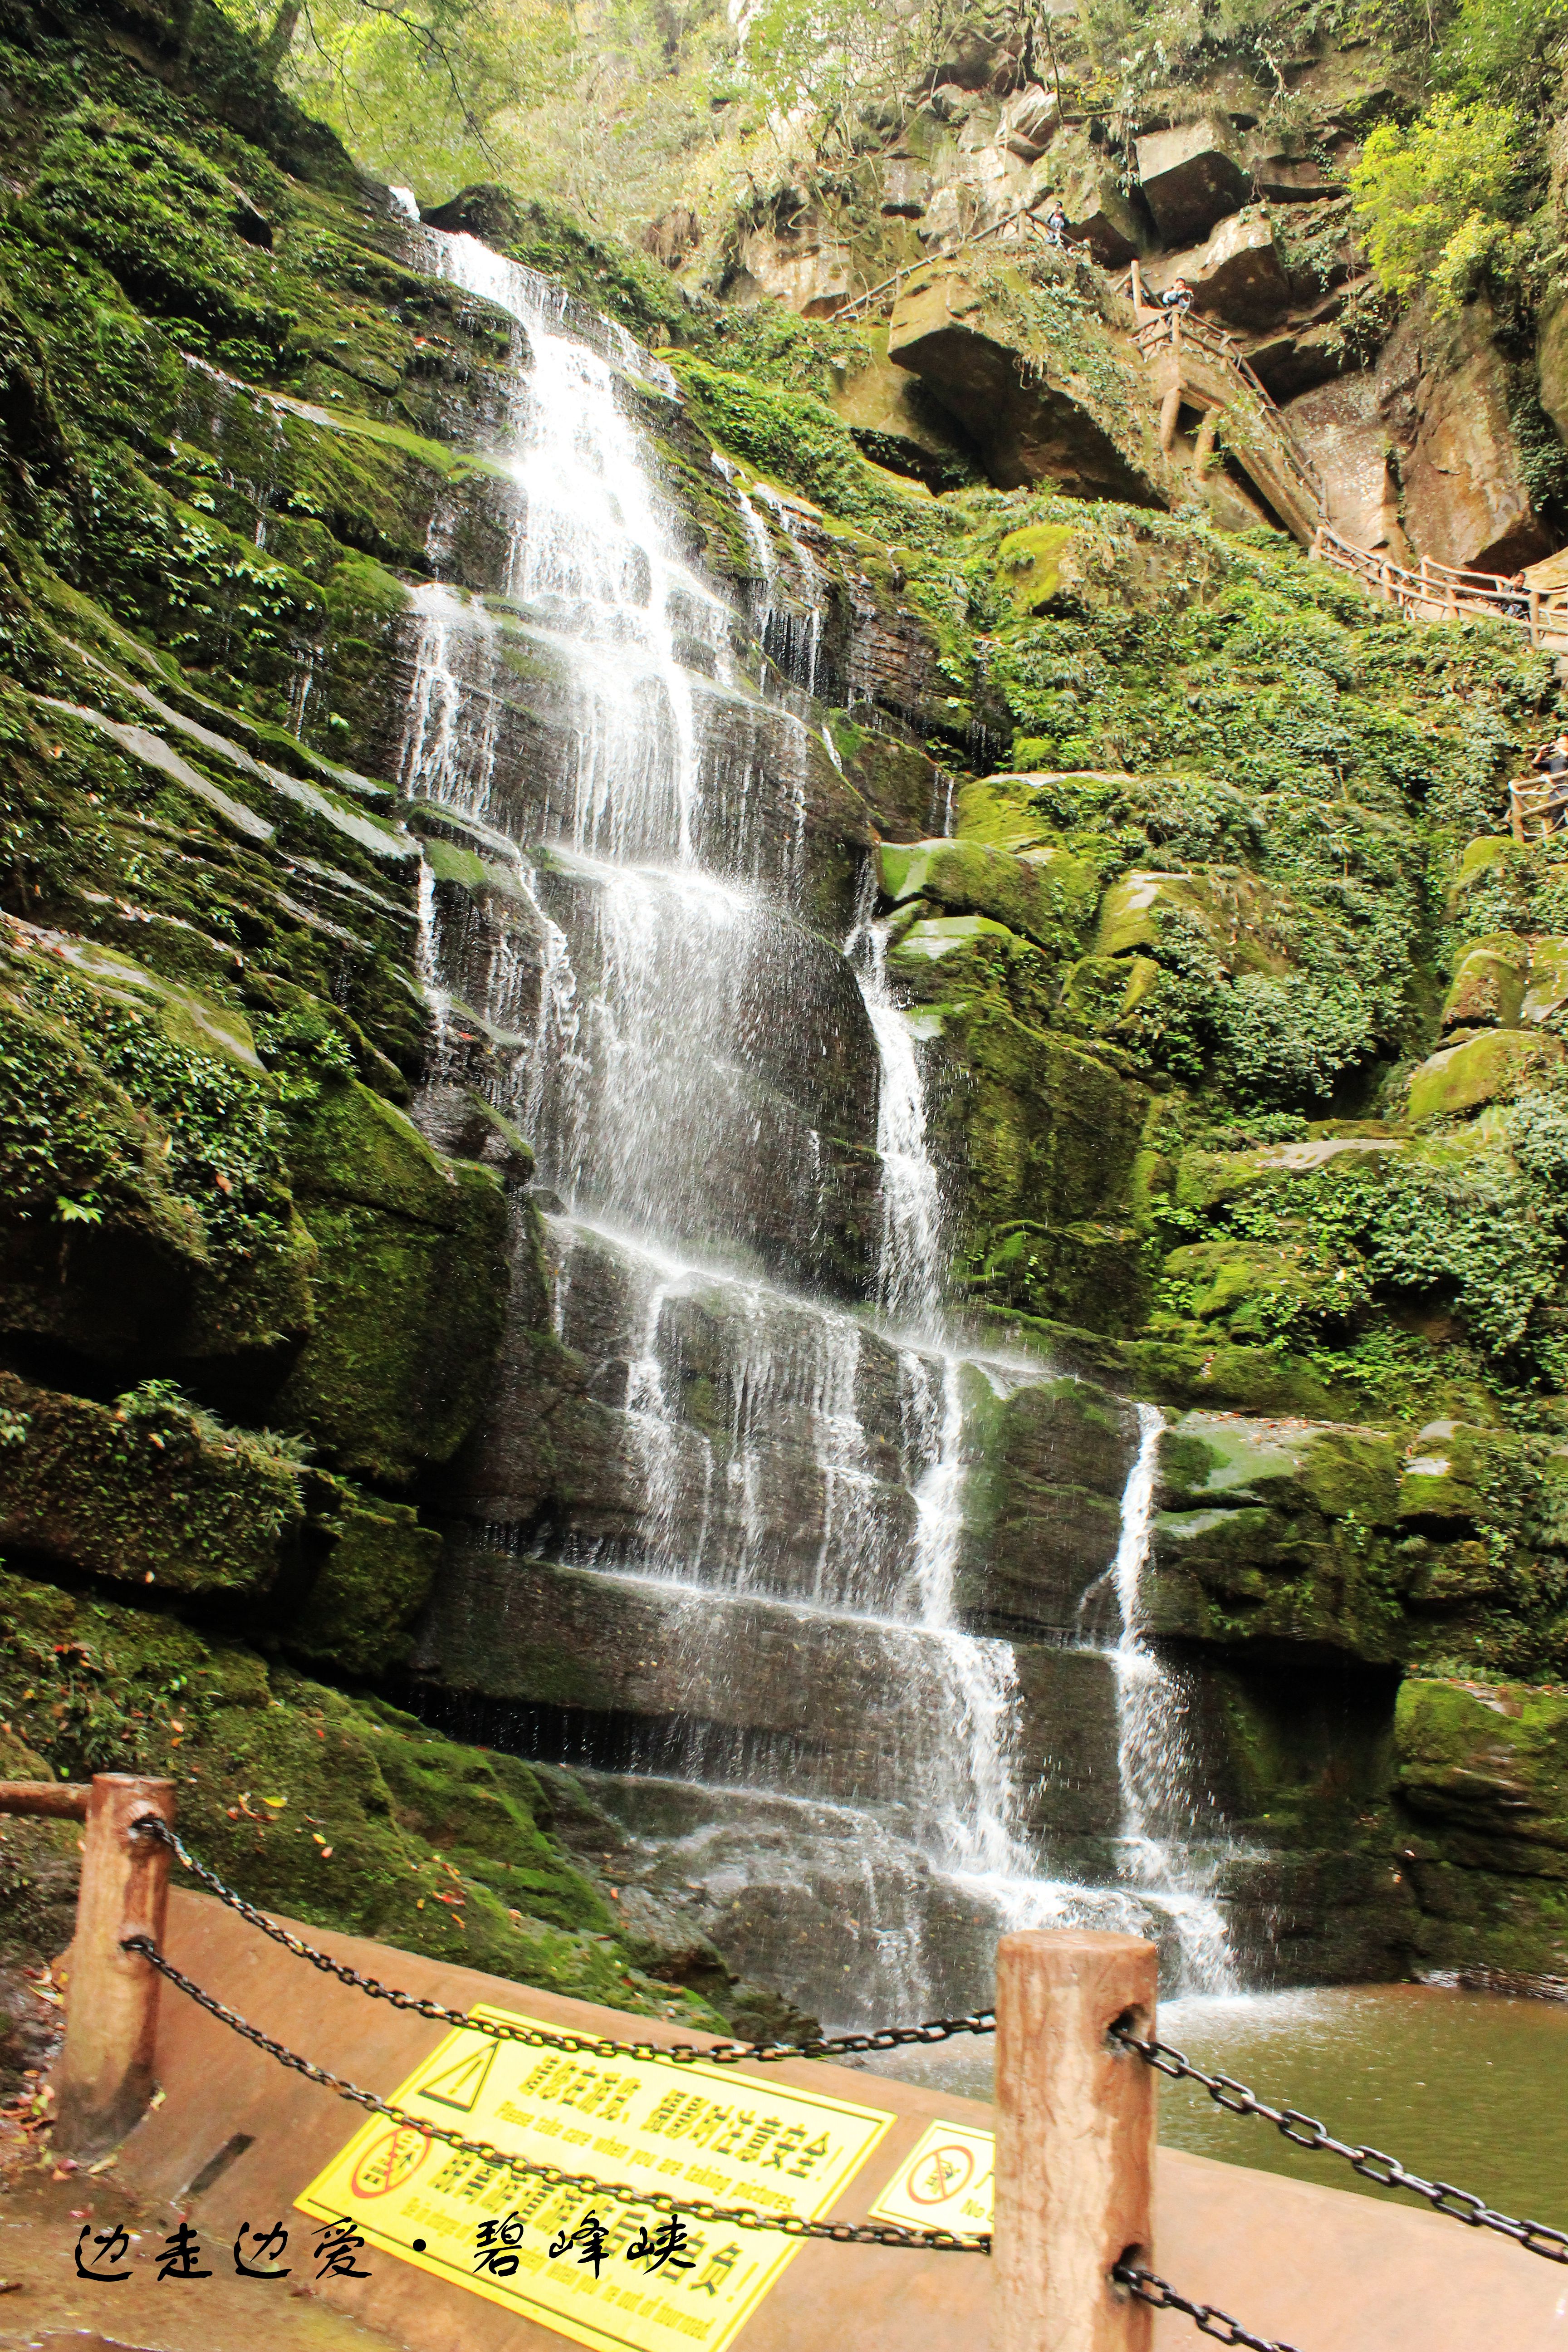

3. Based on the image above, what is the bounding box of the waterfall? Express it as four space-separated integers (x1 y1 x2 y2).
400 215 1237 2022
1109 1404 1235 1992
846 867 946 1333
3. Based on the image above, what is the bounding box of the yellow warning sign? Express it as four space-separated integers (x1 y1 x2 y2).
867 2121 994 2235
296 2005 896 2352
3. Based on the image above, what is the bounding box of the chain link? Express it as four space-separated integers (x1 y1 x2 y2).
1113 2027 1568 2267
131 1818 994 2068
1115 2261 1301 2352
122 1933 988 2253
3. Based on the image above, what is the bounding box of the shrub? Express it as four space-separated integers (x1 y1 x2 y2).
1348 98 1533 317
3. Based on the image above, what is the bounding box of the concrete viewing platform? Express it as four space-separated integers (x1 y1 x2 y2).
40 1887 1565 2352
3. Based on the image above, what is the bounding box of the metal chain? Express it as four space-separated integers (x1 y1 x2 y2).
1115 2261 1301 2352
1114 2027 1568 2267
121 1934 989 2254
132 1817 994 2068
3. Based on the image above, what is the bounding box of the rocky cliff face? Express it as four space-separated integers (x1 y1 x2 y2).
678 8 1563 575
0 0 1566 2040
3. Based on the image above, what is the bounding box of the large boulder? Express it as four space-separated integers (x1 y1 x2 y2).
830 344 982 490
888 261 1168 500
1404 1030 1565 1125
879 835 1098 960
1142 210 1291 330
1377 297 1558 573
1134 119 1252 245
1283 371 1408 553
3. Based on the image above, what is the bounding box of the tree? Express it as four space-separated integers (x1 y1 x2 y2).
1348 97 1532 318
213 0 577 191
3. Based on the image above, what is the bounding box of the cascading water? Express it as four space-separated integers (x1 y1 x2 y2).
1098 1403 1235 1991
400 219 1237 2017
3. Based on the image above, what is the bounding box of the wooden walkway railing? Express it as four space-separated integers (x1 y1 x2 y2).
1312 524 1568 652
828 232 1568 659
1507 774 1568 842
831 193 1067 325
1129 299 1325 523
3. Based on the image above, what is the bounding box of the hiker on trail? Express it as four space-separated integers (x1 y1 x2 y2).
1040 199 1068 248
1530 732 1568 832
1161 275 1194 311
1500 570 1530 622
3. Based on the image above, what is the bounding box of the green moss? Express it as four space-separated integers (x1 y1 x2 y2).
288 1479 441 1678
1395 1677 1568 1976
879 836 1098 960
0 1370 303 1594
0 1569 715 2016
1405 1029 1567 1123
995 521 1075 617
271 1080 509 1484
667 357 952 545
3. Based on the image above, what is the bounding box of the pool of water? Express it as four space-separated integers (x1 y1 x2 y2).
856 1983 1568 2231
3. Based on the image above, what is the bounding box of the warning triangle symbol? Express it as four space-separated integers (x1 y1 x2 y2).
417 2041 499 2113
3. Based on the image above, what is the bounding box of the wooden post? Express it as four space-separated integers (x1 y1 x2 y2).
1192 411 1219 473
994 1929 1157 2352
1158 384 1182 454
1530 587 1541 648
53 1774 176 2160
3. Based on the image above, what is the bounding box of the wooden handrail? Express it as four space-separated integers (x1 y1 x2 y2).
833 188 1068 323
1132 306 1323 505
1314 524 1568 646
0 1778 92 1818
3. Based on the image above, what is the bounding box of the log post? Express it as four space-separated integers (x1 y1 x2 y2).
53 1774 176 2160
1530 587 1541 648
1158 384 1182 454
994 1929 1158 2352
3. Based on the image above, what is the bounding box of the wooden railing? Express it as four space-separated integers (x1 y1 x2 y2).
1 1774 176 2158
1131 303 1325 514
1313 523 1568 651
1508 774 1568 843
831 193 1067 324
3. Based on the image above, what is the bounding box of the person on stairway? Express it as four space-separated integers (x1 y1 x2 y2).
1160 276 1194 312
1529 733 1568 833
1039 199 1068 248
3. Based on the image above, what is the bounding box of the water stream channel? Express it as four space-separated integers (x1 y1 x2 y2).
398 216 1244 2024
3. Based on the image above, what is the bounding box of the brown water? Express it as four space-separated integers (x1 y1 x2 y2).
858 1983 1568 2232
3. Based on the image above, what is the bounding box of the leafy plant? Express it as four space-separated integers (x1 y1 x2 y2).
1348 98 1534 318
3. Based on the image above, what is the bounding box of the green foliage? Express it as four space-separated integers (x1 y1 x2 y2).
253 1005 358 1100
1349 98 1534 317
27 108 294 355
1166 1132 1567 1377
669 357 951 543
1221 970 1376 1105
19 960 289 1264
1438 0 1568 104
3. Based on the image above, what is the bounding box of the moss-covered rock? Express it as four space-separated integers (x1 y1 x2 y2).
879 834 1098 960
0 1370 302 1595
1405 1030 1566 1124
956 1371 1133 1630
0 1568 716 2015
1395 1678 1568 1978
270 1078 510 1485
286 1476 441 1678
1440 935 1529 1033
